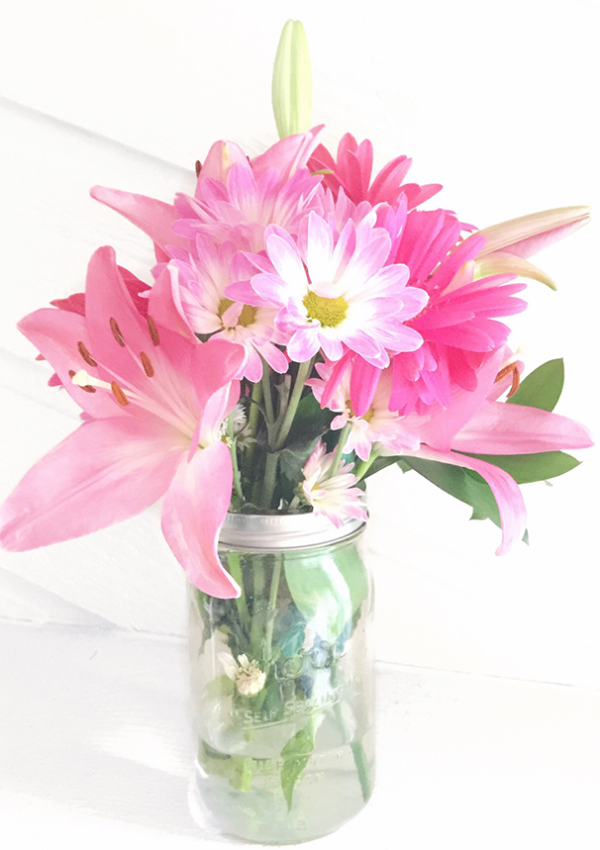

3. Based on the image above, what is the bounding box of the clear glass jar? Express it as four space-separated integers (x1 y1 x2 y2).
188 512 374 844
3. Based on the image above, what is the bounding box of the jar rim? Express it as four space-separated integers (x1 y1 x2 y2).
219 511 366 550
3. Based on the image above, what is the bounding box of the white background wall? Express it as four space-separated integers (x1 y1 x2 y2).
1 0 598 688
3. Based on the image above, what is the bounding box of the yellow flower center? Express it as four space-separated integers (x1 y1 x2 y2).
362 406 376 423
303 291 348 327
218 298 257 328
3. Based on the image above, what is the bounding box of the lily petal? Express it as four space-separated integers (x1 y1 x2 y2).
90 186 189 261
0 417 184 551
450 400 594 454
161 441 239 598
473 251 558 290
416 348 506 450
18 307 124 419
472 206 590 260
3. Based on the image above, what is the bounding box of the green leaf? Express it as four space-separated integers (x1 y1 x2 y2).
284 553 353 643
459 451 580 484
507 358 564 411
287 392 334 444
279 438 319 483
280 717 319 810
334 544 369 617
272 20 312 139
279 622 306 658
205 674 234 699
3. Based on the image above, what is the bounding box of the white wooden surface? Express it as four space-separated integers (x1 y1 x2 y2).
1 1 599 846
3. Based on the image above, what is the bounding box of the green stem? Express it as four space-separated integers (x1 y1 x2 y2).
260 450 279 509
250 560 267 659
328 423 351 478
263 554 282 668
227 552 250 631
245 381 263 473
355 449 380 480
227 416 244 501
331 666 372 802
274 358 314 451
262 369 275 426
350 739 372 803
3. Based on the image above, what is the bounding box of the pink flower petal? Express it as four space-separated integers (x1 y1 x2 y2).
189 339 244 415
473 206 591 260
161 441 239 598
85 247 160 388
148 265 196 339
196 140 250 190
0 417 184 551
450 401 594 454
411 446 526 555
90 186 188 261
18 307 125 419
416 349 506 450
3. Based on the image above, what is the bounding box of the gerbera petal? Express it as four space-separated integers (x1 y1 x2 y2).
349 356 382 417
161 441 239 598
0 417 184 551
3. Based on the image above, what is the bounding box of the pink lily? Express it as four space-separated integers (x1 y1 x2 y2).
469 206 591 289
388 350 593 554
0 247 245 598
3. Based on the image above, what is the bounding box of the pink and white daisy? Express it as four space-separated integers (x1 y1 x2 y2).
173 163 324 254
228 208 428 367
301 442 367 528
166 236 288 381
309 362 422 461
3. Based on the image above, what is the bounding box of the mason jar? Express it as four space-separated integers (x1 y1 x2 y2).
187 512 375 844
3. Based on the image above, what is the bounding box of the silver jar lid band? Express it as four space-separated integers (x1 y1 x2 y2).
219 512 365 550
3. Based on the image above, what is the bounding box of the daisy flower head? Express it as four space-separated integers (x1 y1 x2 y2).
301 442 367 528
173 158 324 254
220 652 267 697
309 361 422 461
228 206 428 368
170 236 288 381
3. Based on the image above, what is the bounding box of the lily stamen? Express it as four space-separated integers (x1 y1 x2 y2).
147 316 160 346
140 351 155 377
110 381 129 406
495 361 521 397
77 341 98 367
109 317 126 347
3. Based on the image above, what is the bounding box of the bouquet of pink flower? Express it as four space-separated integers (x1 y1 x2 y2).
0 19 592 841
